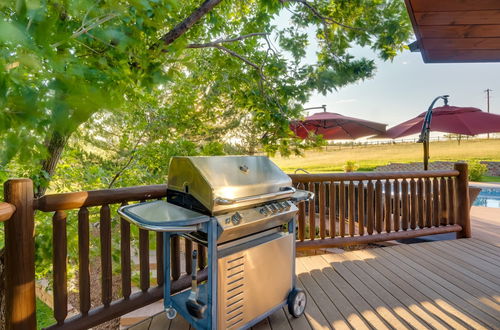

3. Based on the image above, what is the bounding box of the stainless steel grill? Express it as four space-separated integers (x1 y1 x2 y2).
118 156 311 329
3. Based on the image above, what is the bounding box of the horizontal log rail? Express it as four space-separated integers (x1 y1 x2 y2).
289 169 460 182
296 225 462 250
36 184 168 212
0 201 16 222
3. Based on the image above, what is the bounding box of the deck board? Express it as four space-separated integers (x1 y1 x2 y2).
376 248 497 329
300 256 370 330
320 253 413 330
127 238 500 330
351 249 470 330
394 244 500 309
380 246 500 326
463 239 500 257
397 242 500 297
325 253 432 330
419 241 500 283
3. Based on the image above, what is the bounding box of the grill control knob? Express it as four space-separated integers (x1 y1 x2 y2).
281 201 291 211
260 207 270 216
276 202 285 212
231 212 242 225
269 204 278 214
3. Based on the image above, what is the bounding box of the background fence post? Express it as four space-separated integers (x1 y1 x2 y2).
454 163 471 239
4 179 37 330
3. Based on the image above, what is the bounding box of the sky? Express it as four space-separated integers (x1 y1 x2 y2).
304 47 500 128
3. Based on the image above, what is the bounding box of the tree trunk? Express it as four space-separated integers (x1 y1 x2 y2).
36 131 69 197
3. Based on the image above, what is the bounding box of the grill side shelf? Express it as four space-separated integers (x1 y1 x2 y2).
118 200 209 232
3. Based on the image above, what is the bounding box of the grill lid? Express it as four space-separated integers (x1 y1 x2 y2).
167 156 292 214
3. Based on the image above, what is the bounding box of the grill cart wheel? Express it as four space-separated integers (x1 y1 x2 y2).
165 307 177 319
288 288 307 318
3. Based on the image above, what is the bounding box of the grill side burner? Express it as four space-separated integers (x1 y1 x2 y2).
118 156 311 329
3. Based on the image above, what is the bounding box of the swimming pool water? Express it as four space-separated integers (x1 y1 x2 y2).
473 188 500 208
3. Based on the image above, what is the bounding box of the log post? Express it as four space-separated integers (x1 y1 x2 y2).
454 163 471 239
4 179 37 329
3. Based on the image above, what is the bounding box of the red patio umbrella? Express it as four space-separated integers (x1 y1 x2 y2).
382 105 500 139
290 111 387 140
380 96 500 170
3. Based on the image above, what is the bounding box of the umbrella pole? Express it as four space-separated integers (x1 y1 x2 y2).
418 95 449 171
423 139 429 170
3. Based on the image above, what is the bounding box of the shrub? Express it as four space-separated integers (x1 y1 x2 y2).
468 161 487 181
343 160 359 172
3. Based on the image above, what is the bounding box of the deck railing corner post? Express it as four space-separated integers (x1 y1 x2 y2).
4 178 37 330
454 163 471 239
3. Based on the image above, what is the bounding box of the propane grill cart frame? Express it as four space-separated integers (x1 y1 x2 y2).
161 217 298 329
119 202 302 329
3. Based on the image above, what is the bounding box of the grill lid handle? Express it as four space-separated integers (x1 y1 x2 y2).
214 187 296 205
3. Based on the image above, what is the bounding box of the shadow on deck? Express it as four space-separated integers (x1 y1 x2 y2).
128 238 500 329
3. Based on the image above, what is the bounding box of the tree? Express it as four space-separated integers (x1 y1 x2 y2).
1 0 412 194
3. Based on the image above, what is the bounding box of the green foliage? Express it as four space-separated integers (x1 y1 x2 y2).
468 161 488 182
37 298 55 330
1 0 412 171
343 160 359 172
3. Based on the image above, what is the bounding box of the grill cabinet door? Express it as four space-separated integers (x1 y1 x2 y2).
217 233 293 329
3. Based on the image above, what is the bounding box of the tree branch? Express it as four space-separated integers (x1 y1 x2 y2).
187 32 288 122
216 45 264 75
187 32 268 48
51 13 118 48
280 0 366 32
160 0 223 46
108 130 146 188
188 42 266 81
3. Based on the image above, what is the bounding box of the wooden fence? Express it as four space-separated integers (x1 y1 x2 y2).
0 163 471 329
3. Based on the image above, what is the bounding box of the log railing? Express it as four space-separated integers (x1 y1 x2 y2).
1 163 471 329
290 163 471 250
0 202 15 222
2 181 208 330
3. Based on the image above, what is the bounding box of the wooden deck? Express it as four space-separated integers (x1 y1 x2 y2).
128 238 500 329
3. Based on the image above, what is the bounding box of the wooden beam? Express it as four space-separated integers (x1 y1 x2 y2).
425 49 500 62
410 0 500 12
422 37 500 50
419 25 500 38
415 10 500 26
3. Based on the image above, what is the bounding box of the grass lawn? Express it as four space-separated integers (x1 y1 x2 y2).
271 138 500 173
37 298 55 329
482 175 500 182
